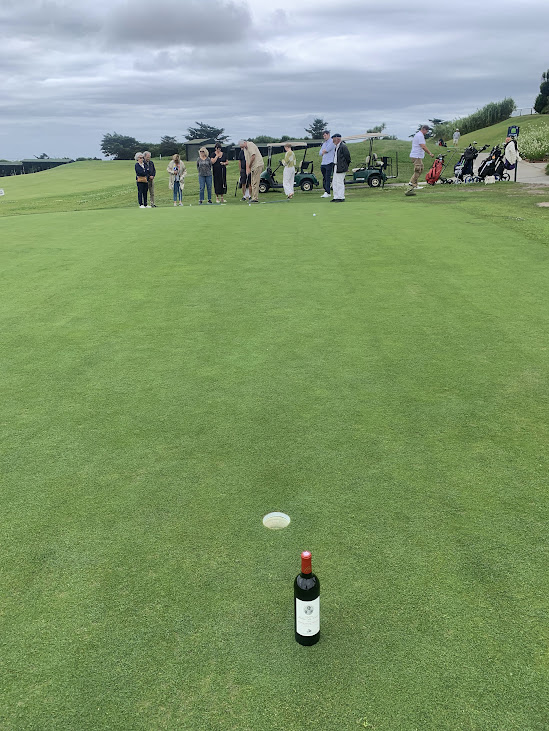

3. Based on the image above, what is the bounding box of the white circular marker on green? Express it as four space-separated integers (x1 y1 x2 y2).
263 512 290 530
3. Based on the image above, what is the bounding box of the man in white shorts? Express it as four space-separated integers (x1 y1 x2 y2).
405 125 434 196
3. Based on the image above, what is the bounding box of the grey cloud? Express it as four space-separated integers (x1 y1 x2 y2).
108 0 251 47
132 43 273 72
0 1 101 39
188 44 273 69
1 0 548 161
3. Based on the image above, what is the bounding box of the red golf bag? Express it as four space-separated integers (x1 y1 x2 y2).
426 155 444 185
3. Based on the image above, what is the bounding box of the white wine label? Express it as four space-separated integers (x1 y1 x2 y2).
295 597 320 636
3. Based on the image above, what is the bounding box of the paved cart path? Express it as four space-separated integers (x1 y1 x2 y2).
475 154 549 184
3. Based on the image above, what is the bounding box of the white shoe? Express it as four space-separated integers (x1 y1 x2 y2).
179 202 183 206
146 205 152 208
139 205 145 208
174 202 177 207
321 192 330 198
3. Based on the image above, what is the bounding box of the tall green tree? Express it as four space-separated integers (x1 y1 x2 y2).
534 68 549 114
101 132 141 160
185 122 229 142
304 118 329 139
366 123 386 133
159 136 180 156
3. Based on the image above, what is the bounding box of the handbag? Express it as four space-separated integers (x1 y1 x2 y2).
136 176 148 183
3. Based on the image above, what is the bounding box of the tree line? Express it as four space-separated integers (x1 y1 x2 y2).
100 119 334 160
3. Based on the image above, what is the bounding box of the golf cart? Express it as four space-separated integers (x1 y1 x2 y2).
259 142 321 194
343 133 397 188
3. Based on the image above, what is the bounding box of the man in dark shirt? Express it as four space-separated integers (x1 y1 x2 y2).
331 134 351 202
144 151 156 207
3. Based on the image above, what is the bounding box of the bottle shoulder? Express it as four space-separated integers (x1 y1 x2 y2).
295 573 320 593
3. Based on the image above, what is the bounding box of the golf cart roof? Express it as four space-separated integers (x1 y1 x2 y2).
342 133 390 141
256 140 323 155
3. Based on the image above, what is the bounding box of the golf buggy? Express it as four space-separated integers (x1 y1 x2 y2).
258 142 321 194
343 133 397 188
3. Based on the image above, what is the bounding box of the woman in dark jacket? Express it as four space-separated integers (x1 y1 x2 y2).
134 152 149 208
211 143 228 204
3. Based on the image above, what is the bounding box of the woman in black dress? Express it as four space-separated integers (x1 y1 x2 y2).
210 143 228 204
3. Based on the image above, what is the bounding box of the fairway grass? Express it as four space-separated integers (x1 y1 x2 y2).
1 189 548 730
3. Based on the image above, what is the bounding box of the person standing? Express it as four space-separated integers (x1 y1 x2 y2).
211 143 228 204
281 143 297 199
167 153 186 206
238 146 251 200
405 125 434 196
503 136 520 176
143 151 156 207
453 129 460 146
319 130 335 198
197 147 213 204
331 133 350 202
134 152 150 208
239 140 264 203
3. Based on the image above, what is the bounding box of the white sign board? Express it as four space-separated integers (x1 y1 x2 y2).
0 189 4 196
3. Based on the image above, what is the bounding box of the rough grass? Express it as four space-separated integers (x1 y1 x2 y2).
1 169 549 730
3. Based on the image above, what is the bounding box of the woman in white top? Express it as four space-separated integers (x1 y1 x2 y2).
281 143 297 199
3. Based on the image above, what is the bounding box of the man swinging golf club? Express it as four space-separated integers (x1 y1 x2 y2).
406 125 434 196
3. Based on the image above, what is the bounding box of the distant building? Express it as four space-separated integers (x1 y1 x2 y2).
0 158 74 176
20 158 74 174
0 161 23 177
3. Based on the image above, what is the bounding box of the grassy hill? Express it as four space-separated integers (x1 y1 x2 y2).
450 114 545 148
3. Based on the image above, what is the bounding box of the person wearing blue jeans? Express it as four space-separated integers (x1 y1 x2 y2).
167 154 186 206
197 147 213 204
319 130 335 198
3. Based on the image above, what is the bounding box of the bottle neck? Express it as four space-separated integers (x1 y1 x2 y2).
301 551 312 575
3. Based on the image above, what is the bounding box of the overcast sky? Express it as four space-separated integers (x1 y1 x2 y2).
1 0 548 159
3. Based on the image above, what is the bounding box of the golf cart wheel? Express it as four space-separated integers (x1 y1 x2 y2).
473 176 481 183
502 173 510 181
300 180 313 192
258 181 269 194
368 175 382 188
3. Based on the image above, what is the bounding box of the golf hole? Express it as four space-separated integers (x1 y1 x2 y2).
263 512 291 530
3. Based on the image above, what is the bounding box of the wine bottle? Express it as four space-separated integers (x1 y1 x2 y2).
294 550 320 645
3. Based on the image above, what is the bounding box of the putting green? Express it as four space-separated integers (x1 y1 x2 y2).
1 195 548 730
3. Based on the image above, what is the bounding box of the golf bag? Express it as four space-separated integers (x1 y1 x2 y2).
477 145 508 181
426 155 444 185
453 143 488 182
